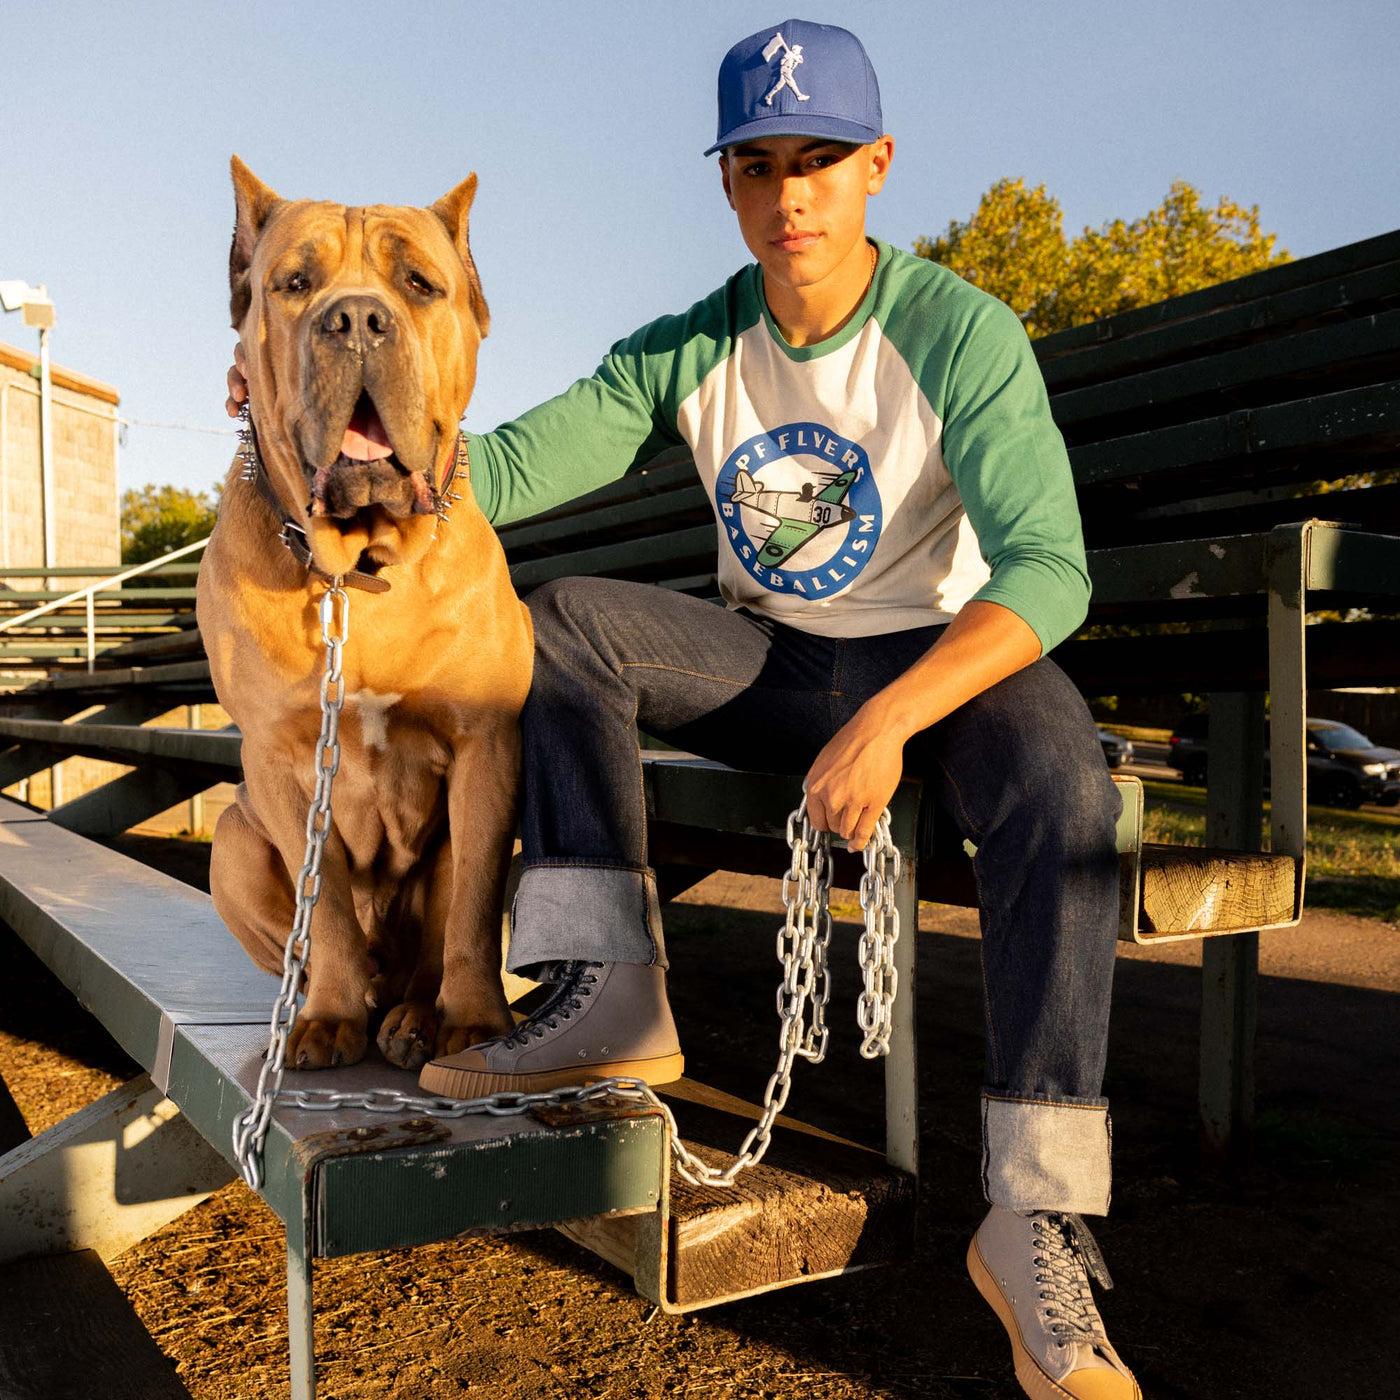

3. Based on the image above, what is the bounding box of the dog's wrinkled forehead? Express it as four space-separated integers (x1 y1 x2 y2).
246 205 464 313
228 158 489 337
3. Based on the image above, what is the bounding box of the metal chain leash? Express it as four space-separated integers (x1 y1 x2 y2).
230 584 903 1192
657 801 899 1186
783 802 834 1064
231 582 350 1189
856 810 902 1058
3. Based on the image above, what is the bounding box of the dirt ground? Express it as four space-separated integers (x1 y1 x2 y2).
2 833 1398 1400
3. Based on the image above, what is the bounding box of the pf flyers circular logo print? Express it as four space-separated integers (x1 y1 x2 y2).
715 422 882 597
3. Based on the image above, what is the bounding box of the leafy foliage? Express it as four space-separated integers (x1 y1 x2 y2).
120 484 217 566
915 178 1290 337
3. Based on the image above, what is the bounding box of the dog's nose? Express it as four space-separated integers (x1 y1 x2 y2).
318 295 397 355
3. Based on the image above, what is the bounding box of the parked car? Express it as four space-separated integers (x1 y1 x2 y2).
1096 727 1134 769
1167 713 1209 786
1167 716 1400 808
1304 721 1400 808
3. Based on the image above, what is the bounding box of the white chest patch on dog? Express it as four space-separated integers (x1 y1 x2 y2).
351 689 403 750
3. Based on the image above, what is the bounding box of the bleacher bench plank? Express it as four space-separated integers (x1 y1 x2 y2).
1038 257 1400 392
0 720 237 782
1031 228 1400 361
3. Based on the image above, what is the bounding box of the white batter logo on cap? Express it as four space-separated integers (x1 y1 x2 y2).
762 31 810 105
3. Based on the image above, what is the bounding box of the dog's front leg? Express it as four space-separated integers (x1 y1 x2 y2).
243 748 372 1069
428 724 518 1057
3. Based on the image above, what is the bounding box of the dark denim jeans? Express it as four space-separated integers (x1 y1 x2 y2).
511 577 1123 1213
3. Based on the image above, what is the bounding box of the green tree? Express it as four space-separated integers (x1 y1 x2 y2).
120 484 218 566
915 178 1290 337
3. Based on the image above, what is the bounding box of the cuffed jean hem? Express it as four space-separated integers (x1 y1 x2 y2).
980 1091 1112 1216
507 863 667 978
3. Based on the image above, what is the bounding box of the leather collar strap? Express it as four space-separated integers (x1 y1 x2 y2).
249 459 391 594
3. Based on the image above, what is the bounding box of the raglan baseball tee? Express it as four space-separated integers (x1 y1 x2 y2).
469 239 1089 654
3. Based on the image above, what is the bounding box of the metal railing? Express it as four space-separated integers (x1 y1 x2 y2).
0 536 209 672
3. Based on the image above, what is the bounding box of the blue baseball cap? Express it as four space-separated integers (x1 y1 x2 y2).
704 19 883 157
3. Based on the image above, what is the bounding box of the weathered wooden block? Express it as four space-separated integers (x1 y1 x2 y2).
559 1080 916 1311
1139 841 1297 938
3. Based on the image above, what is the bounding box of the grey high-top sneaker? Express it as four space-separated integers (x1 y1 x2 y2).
968 1205 1141 1400
418 961 684 1099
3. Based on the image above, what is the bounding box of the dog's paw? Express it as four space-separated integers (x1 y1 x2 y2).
378 1001 440 1070
287 1016 368 1069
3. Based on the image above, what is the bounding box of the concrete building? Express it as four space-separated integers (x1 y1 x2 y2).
0 342 229 834
0 340 127 814
0 339 120 575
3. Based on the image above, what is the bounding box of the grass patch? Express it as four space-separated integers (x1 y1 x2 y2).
1140 778 1400 830
1140 780 1400 923
1304 877 1400 922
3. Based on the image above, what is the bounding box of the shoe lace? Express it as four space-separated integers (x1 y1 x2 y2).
1031 1212 1116 1349
499 961 602 1047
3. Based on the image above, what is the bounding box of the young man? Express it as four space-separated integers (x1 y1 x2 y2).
228 20 1139 1399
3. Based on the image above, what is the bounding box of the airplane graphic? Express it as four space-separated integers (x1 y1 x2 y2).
730 466 860 568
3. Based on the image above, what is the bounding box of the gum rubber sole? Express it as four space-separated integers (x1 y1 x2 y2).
966 1237 1142 1400
418 1051 685 1101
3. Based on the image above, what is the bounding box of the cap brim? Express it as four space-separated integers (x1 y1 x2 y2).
703 112 881 157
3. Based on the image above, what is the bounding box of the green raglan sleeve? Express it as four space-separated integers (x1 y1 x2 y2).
467 338 683 527
940 300 1090 654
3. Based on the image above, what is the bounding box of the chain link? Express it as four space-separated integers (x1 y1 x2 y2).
856 809 902 1058
229 583 903 1192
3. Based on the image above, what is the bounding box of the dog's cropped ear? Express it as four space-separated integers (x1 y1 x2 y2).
229 155 283 327
431 174 490 338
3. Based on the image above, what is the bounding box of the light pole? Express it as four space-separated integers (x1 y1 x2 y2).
0 279 58 583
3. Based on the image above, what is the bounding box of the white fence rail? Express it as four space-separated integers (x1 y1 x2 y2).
0 536 209 671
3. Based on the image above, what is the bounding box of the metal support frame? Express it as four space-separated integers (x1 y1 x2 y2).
48 765 218 837
287 1217 316 1400
38 325 55 591
0 1074 234 1265
0 1073 31 1155
188 703 205 835
1267 523 1310 880
884 852 919 1175
1198 523 1311 1158
1199 691 1265 1160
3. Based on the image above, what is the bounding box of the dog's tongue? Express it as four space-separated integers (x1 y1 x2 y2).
340 397 394 462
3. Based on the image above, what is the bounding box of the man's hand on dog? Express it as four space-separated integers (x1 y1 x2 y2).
225 343 248 417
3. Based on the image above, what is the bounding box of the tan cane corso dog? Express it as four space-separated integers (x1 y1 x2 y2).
196 156 530 1071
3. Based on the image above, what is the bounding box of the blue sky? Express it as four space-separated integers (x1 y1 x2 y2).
2 0 1396 496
